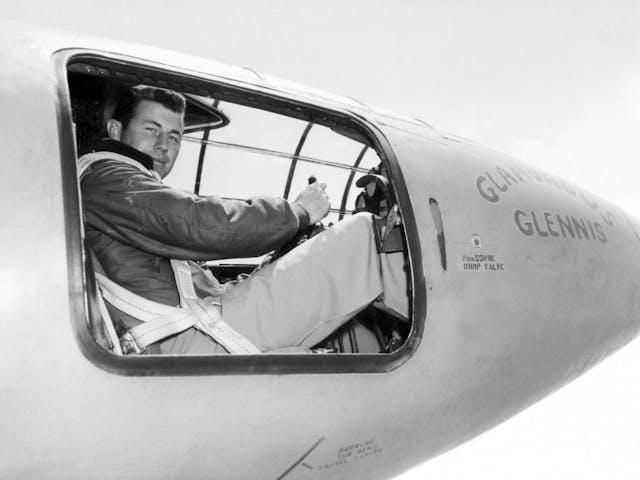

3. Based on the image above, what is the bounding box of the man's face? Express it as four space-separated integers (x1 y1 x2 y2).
110 99 184 179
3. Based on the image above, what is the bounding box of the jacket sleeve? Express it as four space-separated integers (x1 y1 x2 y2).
81 159 308 260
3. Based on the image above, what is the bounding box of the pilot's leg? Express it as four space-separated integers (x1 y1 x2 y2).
219 212 409 352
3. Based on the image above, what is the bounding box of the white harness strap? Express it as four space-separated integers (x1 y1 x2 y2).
95 260 260 355
95 283 124 355
95 272 195 354
171 261 261 355
95 260 261 355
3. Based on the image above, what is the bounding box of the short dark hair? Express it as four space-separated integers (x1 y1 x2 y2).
112 85 186 129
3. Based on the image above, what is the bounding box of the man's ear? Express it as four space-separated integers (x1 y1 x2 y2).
106 119 123 140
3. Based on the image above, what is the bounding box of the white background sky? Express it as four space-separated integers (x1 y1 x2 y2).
4 1 640 478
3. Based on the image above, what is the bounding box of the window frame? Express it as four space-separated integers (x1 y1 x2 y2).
54 48 424 376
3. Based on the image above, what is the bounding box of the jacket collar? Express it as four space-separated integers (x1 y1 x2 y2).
88 139 154 171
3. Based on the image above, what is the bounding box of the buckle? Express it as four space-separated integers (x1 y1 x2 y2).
119 332 144 355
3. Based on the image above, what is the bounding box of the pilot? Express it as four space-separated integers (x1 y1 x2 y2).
79 84 408 354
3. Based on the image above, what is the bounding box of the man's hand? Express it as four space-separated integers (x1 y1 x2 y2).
293 182 331 225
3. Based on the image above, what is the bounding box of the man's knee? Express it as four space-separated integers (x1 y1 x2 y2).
342 211 375 236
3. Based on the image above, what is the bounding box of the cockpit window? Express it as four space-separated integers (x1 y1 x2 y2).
168 101 381 225
58 51 416 375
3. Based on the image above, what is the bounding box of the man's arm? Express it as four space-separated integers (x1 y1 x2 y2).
81 159 312 260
